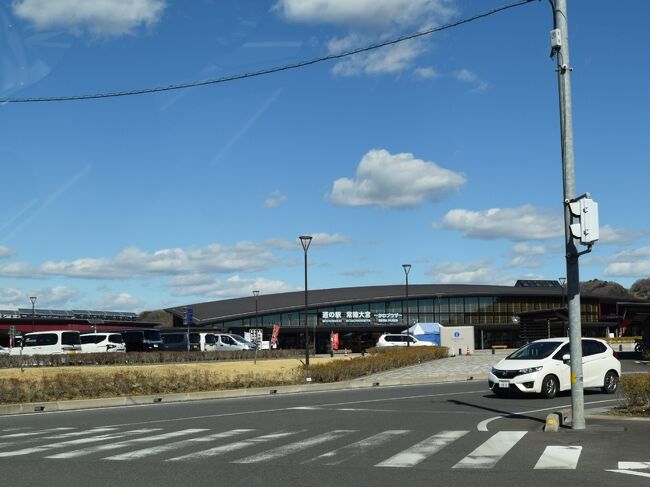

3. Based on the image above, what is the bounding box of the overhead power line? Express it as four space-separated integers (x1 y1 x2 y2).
0 0 537 104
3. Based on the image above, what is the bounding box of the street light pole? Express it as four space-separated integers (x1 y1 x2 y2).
253 290 260 329
402 264 411 347
299 235 313 366
29 296 37 332
553 0 585 429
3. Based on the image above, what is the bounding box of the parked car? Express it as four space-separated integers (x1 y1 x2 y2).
80 332 126 353
376 334 436 347
0 345 9 355
9 331 82 356
214 333 257 351
488 337 621 399
161 332 201 351
120 329 163 352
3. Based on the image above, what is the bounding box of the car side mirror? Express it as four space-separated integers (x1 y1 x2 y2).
562 354 571 364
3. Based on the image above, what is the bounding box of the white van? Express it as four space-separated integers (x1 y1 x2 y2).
79 333 127 353
214 333 257 351
10 331 82 356
197 332 217 352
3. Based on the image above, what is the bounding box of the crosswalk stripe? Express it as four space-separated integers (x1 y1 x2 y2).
232 430 355 464
46 429 207 459
534 446 582 469
453 431 526 469
2 427 76 438
167 431 300 462
618 462 650 470
104 429 255 461
306 430 410 466
0 429 159 458
47 427 119 439
376 431 469 468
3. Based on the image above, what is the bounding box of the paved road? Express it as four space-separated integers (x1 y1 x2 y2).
1 380 648 487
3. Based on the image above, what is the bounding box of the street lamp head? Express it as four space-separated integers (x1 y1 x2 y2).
29 296 37 306
253 290 260 297
299 235 312 252
402 264 411 275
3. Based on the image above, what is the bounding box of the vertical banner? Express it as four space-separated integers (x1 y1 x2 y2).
271 324 280 348
331 332 339 351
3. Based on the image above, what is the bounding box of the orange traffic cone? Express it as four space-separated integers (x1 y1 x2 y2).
466 346 471 356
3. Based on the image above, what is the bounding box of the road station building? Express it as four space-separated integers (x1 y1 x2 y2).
165 280 650 352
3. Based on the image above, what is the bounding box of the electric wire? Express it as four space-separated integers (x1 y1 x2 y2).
0 0 538 104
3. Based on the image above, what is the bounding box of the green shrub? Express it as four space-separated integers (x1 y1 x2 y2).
301 346 449 383
620 374 650 412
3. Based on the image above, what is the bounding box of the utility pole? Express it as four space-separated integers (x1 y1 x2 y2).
553 0 585 429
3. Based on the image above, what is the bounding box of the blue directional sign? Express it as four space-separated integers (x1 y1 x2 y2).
185 306 193 326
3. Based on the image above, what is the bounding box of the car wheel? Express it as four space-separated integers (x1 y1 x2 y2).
541 375 559 399
601 370 619 394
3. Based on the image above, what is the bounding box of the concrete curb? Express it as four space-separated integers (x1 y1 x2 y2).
0 374 483 415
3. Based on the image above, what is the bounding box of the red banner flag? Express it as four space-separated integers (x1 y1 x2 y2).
271 324 281 347
331 332 339 351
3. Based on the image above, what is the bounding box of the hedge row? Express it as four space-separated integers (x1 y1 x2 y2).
0 369 302 404
302 346 450 383
0 349 301 369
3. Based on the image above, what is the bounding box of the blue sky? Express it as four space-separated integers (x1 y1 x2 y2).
0 0 649 312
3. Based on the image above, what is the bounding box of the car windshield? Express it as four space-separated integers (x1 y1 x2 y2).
506 341 562 360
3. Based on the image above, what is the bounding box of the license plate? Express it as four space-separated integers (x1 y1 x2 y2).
499 381 510 388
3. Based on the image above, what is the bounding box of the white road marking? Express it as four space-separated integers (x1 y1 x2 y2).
0 429 158 457
103 429 254 460
46 429 207 459
606 470 650 479
534 446 582 469
232 430 355 464
477 399 618 431
376 430 469 468
453 431 527 469
618 462 650 470
167 431 300 462
1 427 75 438
46 427 118 439
305 430 410 465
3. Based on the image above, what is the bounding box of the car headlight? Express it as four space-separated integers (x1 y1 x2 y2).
517 366 543 375
490 367 499 375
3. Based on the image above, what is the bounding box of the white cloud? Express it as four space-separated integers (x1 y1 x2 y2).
603 245 650 277
340 268 372 277
0 285 77 309
413 66 439 79
274 0 454 29
438 204 563 241
512 242 548 255
598 224 648 245
263 190 288 209
90 291 144 312
0 242 279 279
12 0 166 37
455 68 488 92
331 149 466 208
0 246 16 259
265 233 352 250
331 40 423 77
505 255 545 269
169 275 297 300
427 260 514 286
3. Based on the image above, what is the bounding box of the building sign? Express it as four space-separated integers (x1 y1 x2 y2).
320 312 402 325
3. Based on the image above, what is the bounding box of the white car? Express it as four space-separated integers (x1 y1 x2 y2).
9 331 82 356
80 333 127 353
0 345 9 355
488 338 621 399
376 334 436 347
